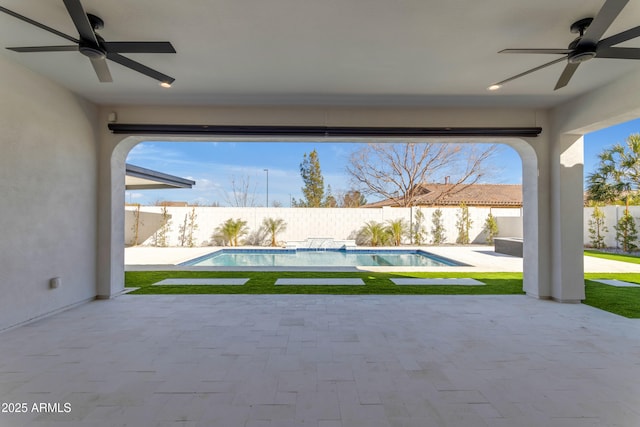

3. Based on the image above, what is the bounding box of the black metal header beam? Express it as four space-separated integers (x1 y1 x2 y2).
125 163 195 189
109 123 542 138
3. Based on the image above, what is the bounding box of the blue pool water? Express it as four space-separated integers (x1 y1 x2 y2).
181 249 462 267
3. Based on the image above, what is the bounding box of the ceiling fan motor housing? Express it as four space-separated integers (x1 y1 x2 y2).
568 44 597 63
79 41 106 59
567 36 597 63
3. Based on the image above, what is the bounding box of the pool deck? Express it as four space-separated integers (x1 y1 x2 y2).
124 245 640 273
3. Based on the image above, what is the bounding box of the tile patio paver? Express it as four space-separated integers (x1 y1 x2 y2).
592 279 640 287
274 278 365 286
1 295 640 426
152 278 249 286
391 278 485 286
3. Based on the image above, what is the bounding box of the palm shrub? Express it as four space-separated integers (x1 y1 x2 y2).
262 217 287 247
386 219 407 246
587 204 608 249
431 209 446 244
615 211 638 253
456 203 472 244
213 218 249 247
484 212 499 244
358 221 390 246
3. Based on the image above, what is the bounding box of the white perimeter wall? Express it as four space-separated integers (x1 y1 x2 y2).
0 56 98 331
130 205 640 249
583 206 640 249
125 206 522 246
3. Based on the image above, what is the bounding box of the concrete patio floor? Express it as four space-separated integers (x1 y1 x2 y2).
1 294 640 427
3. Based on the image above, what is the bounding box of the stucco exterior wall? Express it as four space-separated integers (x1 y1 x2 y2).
0 56 98 331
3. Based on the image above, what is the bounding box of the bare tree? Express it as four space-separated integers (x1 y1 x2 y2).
346 143 498 207
223 175 258 207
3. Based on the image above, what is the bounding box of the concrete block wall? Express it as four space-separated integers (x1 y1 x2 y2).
125 206 522 246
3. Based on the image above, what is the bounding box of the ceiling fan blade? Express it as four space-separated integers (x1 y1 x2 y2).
598 25 640 48
62 0 98 44
0 6 78 43
597 47 640 59
106 52 175 85
579 0 629 47
499 48 571 54
90 57 112 82
103 41 176 54
491 57 566 87
7 45 78 53
554 62 580 90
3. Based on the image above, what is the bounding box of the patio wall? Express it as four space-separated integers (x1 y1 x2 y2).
0 55 98 331
125 206 522 246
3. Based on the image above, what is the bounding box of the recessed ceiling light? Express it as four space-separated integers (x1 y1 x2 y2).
159 81 172 88
487 84 501 91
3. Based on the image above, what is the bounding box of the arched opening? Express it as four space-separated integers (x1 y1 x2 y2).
103 134 539 298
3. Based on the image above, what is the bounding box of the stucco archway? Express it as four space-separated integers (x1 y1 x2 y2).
102 132 545 299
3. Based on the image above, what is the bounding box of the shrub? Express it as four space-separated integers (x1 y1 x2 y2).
588 204 608 249
484 212 499 244
213 218 249 247
431 209 446 245
386 219 407 246
262 217 287 247
153 206 172 247
178 207 199 247
412 208 427 245
456 203 472 244
615 212 638 253
357 221 390 246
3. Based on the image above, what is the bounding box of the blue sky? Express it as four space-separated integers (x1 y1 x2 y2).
126 118 640 206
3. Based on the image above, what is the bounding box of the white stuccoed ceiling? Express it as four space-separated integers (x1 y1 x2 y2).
0 0 638 108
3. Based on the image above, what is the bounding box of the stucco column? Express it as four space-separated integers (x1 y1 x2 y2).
550 133 585 302
97 124 134 298
512 136 551 299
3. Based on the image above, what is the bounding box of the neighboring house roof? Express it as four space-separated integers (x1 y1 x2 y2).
363 183 522 208
125 164 195 190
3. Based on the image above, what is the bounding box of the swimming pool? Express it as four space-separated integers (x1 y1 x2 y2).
181 249 462 267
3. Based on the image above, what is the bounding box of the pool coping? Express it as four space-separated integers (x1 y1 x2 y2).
178 247 468 268
124 245 529 273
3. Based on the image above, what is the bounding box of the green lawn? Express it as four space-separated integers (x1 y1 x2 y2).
584 273 640 318
126 271 523 295
125 270 640 319
584 249 640 264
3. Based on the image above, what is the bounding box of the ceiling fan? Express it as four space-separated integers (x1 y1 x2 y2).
0 0 176 86
491 0 640 91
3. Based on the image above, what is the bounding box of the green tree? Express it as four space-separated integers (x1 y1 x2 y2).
262 217 287 247
615 212 638 253
298 149 326 207
357 221 390 246
386 219 407 246
587 204 608 249
484 212 499 244
456 203 472 244
587 134 640 215
431 209 446 244
214 218 248 247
